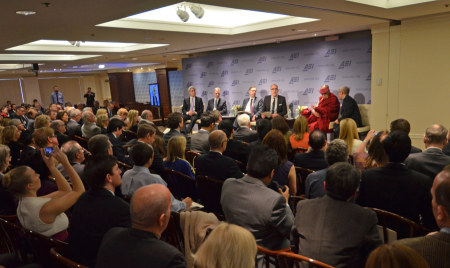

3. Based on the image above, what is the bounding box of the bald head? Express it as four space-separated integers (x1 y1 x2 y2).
130 184 171 230
209 130 227 151
425 124 448 148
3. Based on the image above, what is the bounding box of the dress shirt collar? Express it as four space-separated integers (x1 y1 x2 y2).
132 165 151 175
199 129 210 133
440 227 450 234
426 146 442 152
106 189 115 196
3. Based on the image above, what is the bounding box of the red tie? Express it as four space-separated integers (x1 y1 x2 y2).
250 99 254 117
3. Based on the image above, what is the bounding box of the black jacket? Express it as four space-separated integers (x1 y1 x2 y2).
195 151 244 181
107 133 129 164
338 95 362 127
293 150 328 171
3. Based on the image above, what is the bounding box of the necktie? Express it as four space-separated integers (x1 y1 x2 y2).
214 99 217 110
55 92 58 103
190 98 194 112
250 99 254 117
271 98 275 114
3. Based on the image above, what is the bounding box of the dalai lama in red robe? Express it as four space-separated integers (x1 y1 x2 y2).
307 85 340 132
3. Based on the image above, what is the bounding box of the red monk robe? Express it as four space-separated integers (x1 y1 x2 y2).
307 93 340 133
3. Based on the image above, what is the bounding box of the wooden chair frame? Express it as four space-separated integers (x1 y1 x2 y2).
289 147 308 162
288 196 306 216
195 175 224 217
0 216 30 265
162 168 197 200
50 247 88 268
294 167 314 196
73 136 88 150
257 246 291 268
185 151 200 168
278 252 334 268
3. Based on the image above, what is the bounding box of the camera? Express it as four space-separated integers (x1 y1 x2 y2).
44 147 54 156
267 181 286 193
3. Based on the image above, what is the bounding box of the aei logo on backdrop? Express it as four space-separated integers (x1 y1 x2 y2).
222 91 229 97
258 79 267 85
303 88 314 95
201 91 208 97
245 69 253 75
208 81 215 87
221 70 228 77
289 53 299 61
272 66 282 74
232 80 239 86
367 46 372 53
303 64 314 71
233 100 241 106
290 100 299 106
366 73 371 81
258 56 267 64
186 82 193 88
200 72 207 78
231 59 238 66
324 49 337 57
185 64 192 70
207 62 214 68
289 77 299 84
338 61 352 69
245 91 250 97
324 75 336 83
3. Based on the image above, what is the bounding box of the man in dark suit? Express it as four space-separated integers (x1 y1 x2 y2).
50 120 71 148
218 119 247 171
18 129 37 161
205 87 227 115
444 139 450 156
292 163 382 268
333 86 362 136
107 118 129 165
11 106 28 129
390 118 422 154
93 101 100 115
190 113 214 154
233 86 264 129
83 87 95 107
233 114 258 143
181 86 204 133
221 145 293 252
195 130 244 181
106 101 117 118
245 119 272 159
67 109 82 138
68 154 131 267
405 124 450 182
96 184 187 268
293 129 328 171
163 112 190 150
261 84 287 119
25 108 38 130
357 131 436 231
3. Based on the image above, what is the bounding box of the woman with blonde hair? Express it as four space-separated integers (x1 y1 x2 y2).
0 144 15 215
365 244 429 268
194 222 257 268
339 118 365 154
96 108 107 117
34 115 51 129
2 126 20 166
126 109 139 132
96 114 109 134
289 116 309 149
117 108 128 121
164 136 193 178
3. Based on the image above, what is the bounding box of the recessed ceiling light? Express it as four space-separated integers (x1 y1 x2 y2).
16 11 36 16
132 58 137 60
141 67 143 70
253 42 257 44
314 34 317 36
297 29 307 32
127 69 130 71
99 64 105 68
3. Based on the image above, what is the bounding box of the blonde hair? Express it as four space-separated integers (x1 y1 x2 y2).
96 108 107 116
365 244 430 268
2 126 17 145
293 116 309 141
339 118 359 154
34 115 51 129
194 223 257 268
127 110 139 130
0 126 4 144
32 127 54 149
117 108 128 117
0 119 10 127
97 114 109 128
0 144 10 172
166 136 186 163
2 166 32 198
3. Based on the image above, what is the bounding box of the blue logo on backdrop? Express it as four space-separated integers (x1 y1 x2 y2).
233 100 241 106
367 100 371 104
303 88 314 95
185 64 191 69
207 62 214 68
221 70 228 77
338 61 352 69
290 100 299 106
367 46 372 53
272 66 282 73
324 49 337 57
289 77 299 84
186 82 193 88
289 53 299 61
245 92 250 97
366 73 371 81
303 64 314 71
222 91 229 97
201 91 208 97
245 69 253 75
208 81 215 87
324 75 336 83
231 80 239 86
258 79 267 85
258 56 267 63
231 59 238 66
200 72 207 78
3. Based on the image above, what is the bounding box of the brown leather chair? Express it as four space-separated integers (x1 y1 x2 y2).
278 251 334 268
257 245 291 268
294 167 314 196
50 247 88 268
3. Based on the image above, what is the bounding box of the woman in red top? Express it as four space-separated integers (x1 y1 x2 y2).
289 116 309 149
0 107 9 118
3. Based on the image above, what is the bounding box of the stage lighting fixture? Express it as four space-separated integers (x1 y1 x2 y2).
176 6 189 22
189 4 204 19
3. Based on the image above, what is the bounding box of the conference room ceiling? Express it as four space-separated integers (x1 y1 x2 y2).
0 0 448 75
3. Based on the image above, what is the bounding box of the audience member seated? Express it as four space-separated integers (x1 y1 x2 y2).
68 154 131 267
271 116 292 147
233 114 258 143
66 109 82 137
0 145 15 215
96 113 109 134
126 109 139 133
339 118 365 154
10 107 27 129
191 113 215 154
194 222 257 268
3 146 84 241
353 129 389 173
25 108 38 130
210 110 222 131
9 119 25 132
365 244 430 268
289 115 309 149
164 136 194 179
96 108 107 117
140 110 164 136
56 141 86 186
163 112 190 150
33 127 59 150
405 124 450 182
88 134 113 156
33 114 51 129
292 162 382 268
153 135 166 159
56 111 69 126
218 119 247 169
305 139 348 199
395 167 450 268
390 118 422 154
18 129 37 161
127 125 164 174
50 120 70 148
81 111 100 139
262 130 296 195
195 130 244 181
96 184 187 268
107 118 129 165
117 108 128 126
122 143 192 211
245 119 272 159
221 145 293 252
2 126 20 165
357 131 437 231
293 129 328 171
443 136 450 156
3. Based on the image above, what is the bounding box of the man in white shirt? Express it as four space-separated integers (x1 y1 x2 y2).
181 86 204 133
261 84 287 119
206 87 227 115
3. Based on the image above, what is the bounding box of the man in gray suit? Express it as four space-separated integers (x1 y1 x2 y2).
405 124 450 182
233 114 258 143
190 113 215 154
67 109 82 137
56 141 86 186
221 145 293 251
292 162 382 268
82 111 101 139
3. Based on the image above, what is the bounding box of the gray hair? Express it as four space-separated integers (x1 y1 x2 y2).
9 119 21 127
339 86 350 95
237 114 250 127
82 111 92 122
0 144 11 173
214 87 220 92
88 134 111 155
69 109 81 118
425 124 448 144
141 110 151 120
50 120 64 132
325 139 348 166
325 162 360 200
188 86 196 92
61 141 81 162
83 107 93 112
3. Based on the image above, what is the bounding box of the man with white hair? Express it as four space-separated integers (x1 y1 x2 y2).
82 111 101 139
56 141 86 184
205 87 227 115
50 120 70 148
67 109 82 137
233 113 258 143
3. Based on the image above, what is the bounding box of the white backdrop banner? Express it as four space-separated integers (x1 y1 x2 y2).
182 36 372 116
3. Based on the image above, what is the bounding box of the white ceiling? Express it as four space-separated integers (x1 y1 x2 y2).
1 0 449 75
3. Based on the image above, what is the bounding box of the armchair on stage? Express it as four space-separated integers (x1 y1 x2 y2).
329 104 371 138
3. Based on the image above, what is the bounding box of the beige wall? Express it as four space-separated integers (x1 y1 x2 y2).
0 79 23 105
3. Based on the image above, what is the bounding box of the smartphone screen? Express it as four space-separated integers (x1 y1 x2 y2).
44 147 54 156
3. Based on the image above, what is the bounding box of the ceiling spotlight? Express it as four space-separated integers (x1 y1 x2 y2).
176 6 190 22
16 11 36 16
189 4 204 19
68 41 84 47
99 64 105 69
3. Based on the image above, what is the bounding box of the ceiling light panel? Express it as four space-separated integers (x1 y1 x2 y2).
97 2 319 35
0 64 44 70
7 40 169 52
0 54 101 61
346 0 437 9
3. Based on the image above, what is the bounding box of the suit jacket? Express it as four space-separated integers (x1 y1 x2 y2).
242 97 263 118
66 119 82 137
293 150 328 171
245 139 262 159
84 92 95 107
19 146 36 162
262 95 287 117
55 131 71 148
338 95 362 127
206 98 227 115
305 168 327 199
221 175 294 250
292 195 382 268
68 188 131 267
195 151 244 181
26 119 35 130
395 231 450 268
96 227 187 268
107 133 129 164
223 139 247 171
82 122 101 139
404 148 450 181
190 130 210 154
411 146 423 154
163 129 190 151
444 142 450 157
233 126 258 143
8 141 21 166
181 96 203 115
357 163 436 230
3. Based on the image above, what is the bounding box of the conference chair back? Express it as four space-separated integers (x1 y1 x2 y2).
0 217 29 265
195 175 224 217
185 151 200 168
277 251 335 268
294 167 314 196
161 212 185 253
288 196 306 216
257 245 291 268
50 247 88 268
163 168 197 200
74 135 88 150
